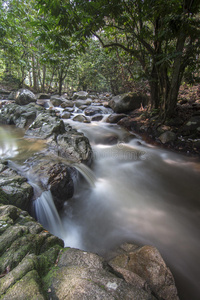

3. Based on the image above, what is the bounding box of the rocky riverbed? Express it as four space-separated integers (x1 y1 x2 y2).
0 87 186 299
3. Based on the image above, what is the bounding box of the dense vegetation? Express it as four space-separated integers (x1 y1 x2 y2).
0 0 200 117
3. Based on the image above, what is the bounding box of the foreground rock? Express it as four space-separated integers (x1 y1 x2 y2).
107 243 179 300
48 248 156 300
0 204 179 300
0 162 33 211
0 204 63 299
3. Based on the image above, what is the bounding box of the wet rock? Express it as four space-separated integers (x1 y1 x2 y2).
93 133 118 145
62 107 74 113
73 114 90 123
108 243 179 300
72 91 88 100
60 100 74 108
24 111 92 163
50 95 65 107
61 112 71 119
158 131 176 144
78 105 87 111
91 114 104 121
25 111 66 139
74 98 92 107
0 103 44 128
106 113 127 123
27 159 76 210
53 132 93 164
0 163 33 211
85 106 105 116
15 89 37 105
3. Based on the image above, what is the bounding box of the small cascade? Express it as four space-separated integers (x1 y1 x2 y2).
34 190 66 240
74 162 96 187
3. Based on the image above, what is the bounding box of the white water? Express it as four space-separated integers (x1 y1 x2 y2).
1 120 200 300
34 190 66 239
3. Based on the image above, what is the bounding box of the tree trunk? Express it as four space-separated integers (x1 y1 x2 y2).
29 70 32 87
164 31 186 118
149 63 160 109
42 65 46 92
32 54 39 92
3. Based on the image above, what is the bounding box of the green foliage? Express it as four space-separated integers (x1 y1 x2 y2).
0 0 199 114
37 0 200 115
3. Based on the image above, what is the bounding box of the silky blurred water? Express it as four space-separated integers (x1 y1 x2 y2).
60 120 200 300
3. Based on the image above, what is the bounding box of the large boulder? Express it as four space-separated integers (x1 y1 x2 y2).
24 111 92 164
15 89 37 105
73 114 90 123
84 106 107 116
46 248 156 300
108 243 179 300
50 95 74 108
72 91 88 101
0 162 33 211
109 92 147 113
49 131 93 164
60 100 74 108
25 158 76 210
50 95 64 107
74 98 92 108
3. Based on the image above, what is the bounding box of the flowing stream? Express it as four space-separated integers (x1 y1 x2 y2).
0 117 200 300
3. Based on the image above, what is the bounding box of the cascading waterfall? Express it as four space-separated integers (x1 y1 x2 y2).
33 162 96 242
34 190 66 240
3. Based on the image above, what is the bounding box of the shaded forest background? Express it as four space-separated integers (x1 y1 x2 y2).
0 0 200 118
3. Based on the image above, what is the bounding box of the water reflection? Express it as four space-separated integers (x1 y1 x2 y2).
0 125 45 160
